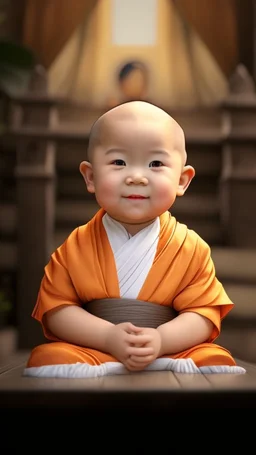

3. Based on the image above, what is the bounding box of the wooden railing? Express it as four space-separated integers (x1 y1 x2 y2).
3 63 256 349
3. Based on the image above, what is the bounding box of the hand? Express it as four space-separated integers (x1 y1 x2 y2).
105 322 156 371
126 328 162 371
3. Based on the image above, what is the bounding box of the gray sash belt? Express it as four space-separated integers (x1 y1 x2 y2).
85 298 177 329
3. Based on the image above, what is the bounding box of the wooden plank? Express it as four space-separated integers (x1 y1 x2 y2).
211 247 256 284
204 359 256 390
99 370 181 391
7 126 223 145
0 364 181 392
0 351 29 375
174 371 212 389
0 355 255 392
9 93 66 105
0 356 255 416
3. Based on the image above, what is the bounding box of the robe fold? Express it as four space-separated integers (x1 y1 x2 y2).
24 208 246 377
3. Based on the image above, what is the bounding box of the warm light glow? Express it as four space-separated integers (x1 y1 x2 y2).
111 0 157 46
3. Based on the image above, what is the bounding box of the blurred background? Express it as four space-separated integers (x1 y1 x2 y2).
0 0 256 364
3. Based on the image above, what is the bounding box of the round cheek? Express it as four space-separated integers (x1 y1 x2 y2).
154 181 175 202
98 181 113 195
94 177 118 206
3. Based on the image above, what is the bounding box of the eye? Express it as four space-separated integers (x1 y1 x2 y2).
111 159 126 166
149 160 163 168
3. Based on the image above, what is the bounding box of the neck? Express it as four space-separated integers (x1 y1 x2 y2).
110 217 158 236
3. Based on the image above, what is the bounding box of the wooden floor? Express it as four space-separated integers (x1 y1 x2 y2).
1 351 256 412
0 351 256 451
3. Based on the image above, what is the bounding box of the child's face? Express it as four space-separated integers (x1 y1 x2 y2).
81 112 194 233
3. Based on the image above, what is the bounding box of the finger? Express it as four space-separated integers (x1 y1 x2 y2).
125 323 143 334
129 354 153 364
127 346 154 357
126 365 144 372
127 334 152 345
125 359 150 371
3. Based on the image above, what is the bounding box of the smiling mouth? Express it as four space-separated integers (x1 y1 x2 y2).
126 195 148 199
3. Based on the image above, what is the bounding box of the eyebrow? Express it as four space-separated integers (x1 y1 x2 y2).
105 148 127 155
148 150 171 157
105 148 171 156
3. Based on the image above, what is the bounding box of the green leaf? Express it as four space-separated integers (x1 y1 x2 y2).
0 40 36 95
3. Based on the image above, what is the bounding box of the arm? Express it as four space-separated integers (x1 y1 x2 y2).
157 311 214 356
45 305 155 369
126 311 214 369
44 305 114 351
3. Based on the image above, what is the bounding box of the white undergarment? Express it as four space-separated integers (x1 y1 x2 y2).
102 213 159 299
23 357 246 378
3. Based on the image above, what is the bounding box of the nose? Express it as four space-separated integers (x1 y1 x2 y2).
126 173 148 185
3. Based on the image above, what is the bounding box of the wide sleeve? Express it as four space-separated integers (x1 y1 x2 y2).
173 237 233 342
32 237 82 340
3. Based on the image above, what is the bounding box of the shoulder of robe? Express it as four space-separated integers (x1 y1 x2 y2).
176 221 212 262
188 227 213 269
52 209 104 260
55 222 90 254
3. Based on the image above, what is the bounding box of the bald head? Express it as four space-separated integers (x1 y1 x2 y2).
87 101 187 164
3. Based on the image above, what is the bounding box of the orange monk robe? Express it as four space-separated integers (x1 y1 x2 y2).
27 208 236 368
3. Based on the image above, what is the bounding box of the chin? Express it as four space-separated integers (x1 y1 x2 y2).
122 216 156 225
107 209 158 224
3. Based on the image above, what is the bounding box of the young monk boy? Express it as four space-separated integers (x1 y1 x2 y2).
24 101 245 377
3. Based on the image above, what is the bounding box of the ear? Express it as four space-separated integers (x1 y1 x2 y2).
176 165 195 196
79 161 95 193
